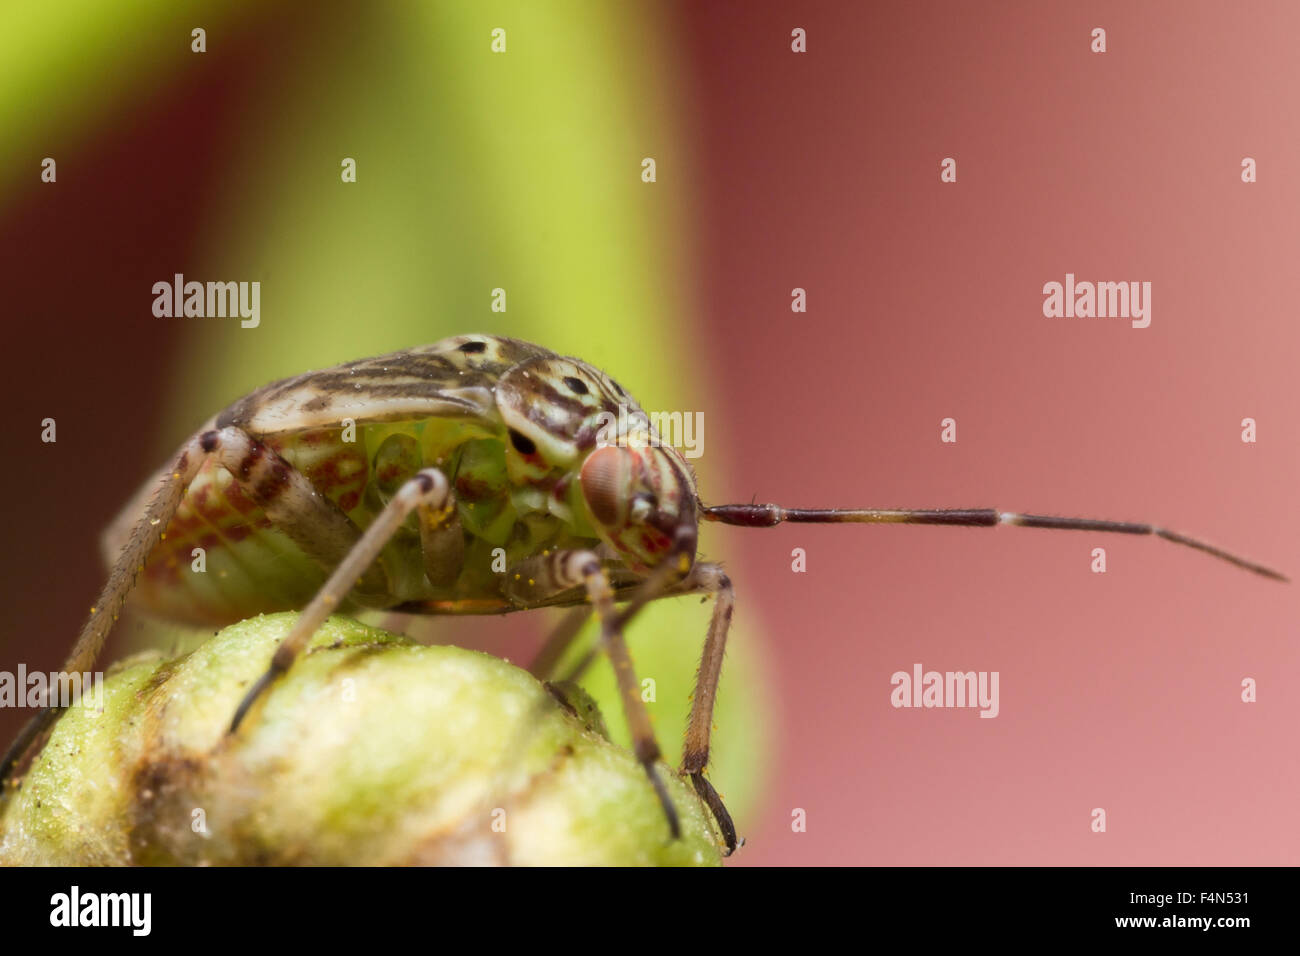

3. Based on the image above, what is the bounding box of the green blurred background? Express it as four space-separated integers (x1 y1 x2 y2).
0 0 772 849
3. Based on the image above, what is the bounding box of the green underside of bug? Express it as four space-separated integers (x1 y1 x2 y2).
0 613 722 866
127 412 610 626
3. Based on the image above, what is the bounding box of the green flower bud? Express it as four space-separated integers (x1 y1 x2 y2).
0 613 722 866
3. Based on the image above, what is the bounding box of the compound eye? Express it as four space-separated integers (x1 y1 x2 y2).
580 445 633 527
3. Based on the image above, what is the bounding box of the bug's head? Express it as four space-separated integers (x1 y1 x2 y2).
494 353 699 576
579 442 698 576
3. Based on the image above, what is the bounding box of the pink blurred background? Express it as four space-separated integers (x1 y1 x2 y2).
3 1 1298 864
678 0 1300 864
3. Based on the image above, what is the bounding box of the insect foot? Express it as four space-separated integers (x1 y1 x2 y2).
0 614 722 866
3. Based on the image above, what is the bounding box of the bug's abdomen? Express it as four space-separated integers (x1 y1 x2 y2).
121 427 372 626
107 416 580 627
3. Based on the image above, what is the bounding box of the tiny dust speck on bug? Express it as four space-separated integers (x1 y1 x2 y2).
0 334 1287 855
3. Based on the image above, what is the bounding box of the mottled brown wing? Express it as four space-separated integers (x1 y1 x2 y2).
215 334 554 437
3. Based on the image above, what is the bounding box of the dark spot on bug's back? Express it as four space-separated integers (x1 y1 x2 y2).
563 376 589 395
509 430 537 455
459 341 487 353
200 431 220 453
239 443 265 479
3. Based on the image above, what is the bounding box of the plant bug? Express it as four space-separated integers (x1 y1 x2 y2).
0 333 1287 855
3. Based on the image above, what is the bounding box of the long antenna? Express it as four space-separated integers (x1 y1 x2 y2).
701 504 1288 582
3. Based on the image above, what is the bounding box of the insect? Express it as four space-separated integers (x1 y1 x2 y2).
0 334 1287 854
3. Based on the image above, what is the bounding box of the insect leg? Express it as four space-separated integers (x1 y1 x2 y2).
416 486 464 589
677 562 739 855
528 606 592 680
1 426 396 785
507 549 681 841
1 430 210 784
228 468 451 732
0 709 60 788
551 558 742 854
512 538 687 682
